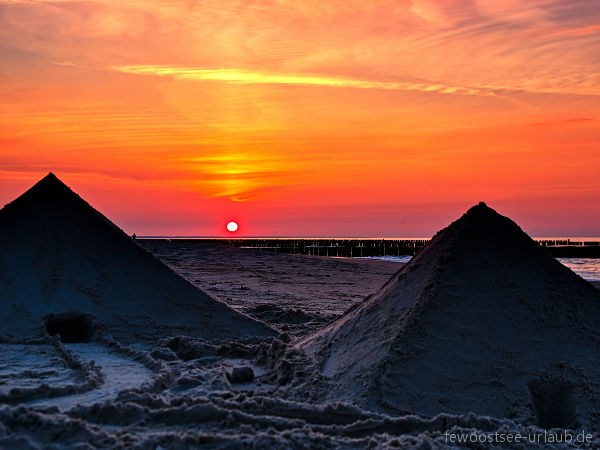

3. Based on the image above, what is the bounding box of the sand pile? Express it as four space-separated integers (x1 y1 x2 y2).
0 173 275 342
300 202 600 428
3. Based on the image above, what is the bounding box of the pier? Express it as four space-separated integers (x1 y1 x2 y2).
222 238 600 258
537 239 600 257
227 239 429 257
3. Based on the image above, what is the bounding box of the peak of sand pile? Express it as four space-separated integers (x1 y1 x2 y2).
300 202 600 428
0 173 276 342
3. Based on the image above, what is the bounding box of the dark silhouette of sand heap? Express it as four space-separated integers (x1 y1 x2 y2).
0 173 275 342
301 202 600 428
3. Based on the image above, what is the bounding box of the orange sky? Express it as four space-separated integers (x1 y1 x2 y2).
1 0 599 236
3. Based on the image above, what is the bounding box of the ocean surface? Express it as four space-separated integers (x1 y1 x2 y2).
359 256 600 281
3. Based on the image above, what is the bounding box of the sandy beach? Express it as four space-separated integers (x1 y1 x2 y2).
0 241 423 448
2 238 599 448
139 240 400 337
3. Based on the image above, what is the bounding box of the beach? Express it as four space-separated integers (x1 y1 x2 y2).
139 240 400 337
140 239 600 334
2 239 599 448
0 243 425 448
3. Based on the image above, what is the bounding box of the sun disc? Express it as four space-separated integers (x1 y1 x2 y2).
226 221 238 232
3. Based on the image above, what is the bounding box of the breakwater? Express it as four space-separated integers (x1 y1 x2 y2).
221 238 600 258
229 239 428 257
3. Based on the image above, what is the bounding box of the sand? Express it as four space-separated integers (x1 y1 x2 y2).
139 239 399 337
1 242 428 448
1 239 598 448
297 203 600 430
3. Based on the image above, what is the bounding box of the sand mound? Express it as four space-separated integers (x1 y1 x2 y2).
0 173 275 342
300 202 600 427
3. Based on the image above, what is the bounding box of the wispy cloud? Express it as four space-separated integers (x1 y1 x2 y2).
115 65 600 97
115 65 484 96
529 117 594 127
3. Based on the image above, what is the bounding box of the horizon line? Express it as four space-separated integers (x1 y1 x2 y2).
136 236 600 241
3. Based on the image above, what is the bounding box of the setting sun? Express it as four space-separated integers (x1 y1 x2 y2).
226 221 239 233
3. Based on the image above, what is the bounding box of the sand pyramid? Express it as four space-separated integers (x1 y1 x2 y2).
0 173 276 342
301 202 600 427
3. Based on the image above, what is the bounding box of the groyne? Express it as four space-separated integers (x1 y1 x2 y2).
220 238 600 258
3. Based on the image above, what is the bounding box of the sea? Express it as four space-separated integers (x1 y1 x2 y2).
360 256 600 282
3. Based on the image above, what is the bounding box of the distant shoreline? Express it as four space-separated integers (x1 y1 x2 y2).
138 236 600 241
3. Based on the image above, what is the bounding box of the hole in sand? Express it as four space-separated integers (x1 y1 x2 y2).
528 377 577 429
45 312 96 343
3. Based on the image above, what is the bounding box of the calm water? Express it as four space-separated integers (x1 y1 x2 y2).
360 256 600 282
557 258 600 282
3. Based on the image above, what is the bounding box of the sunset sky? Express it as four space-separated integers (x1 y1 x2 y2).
1 0 599 236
